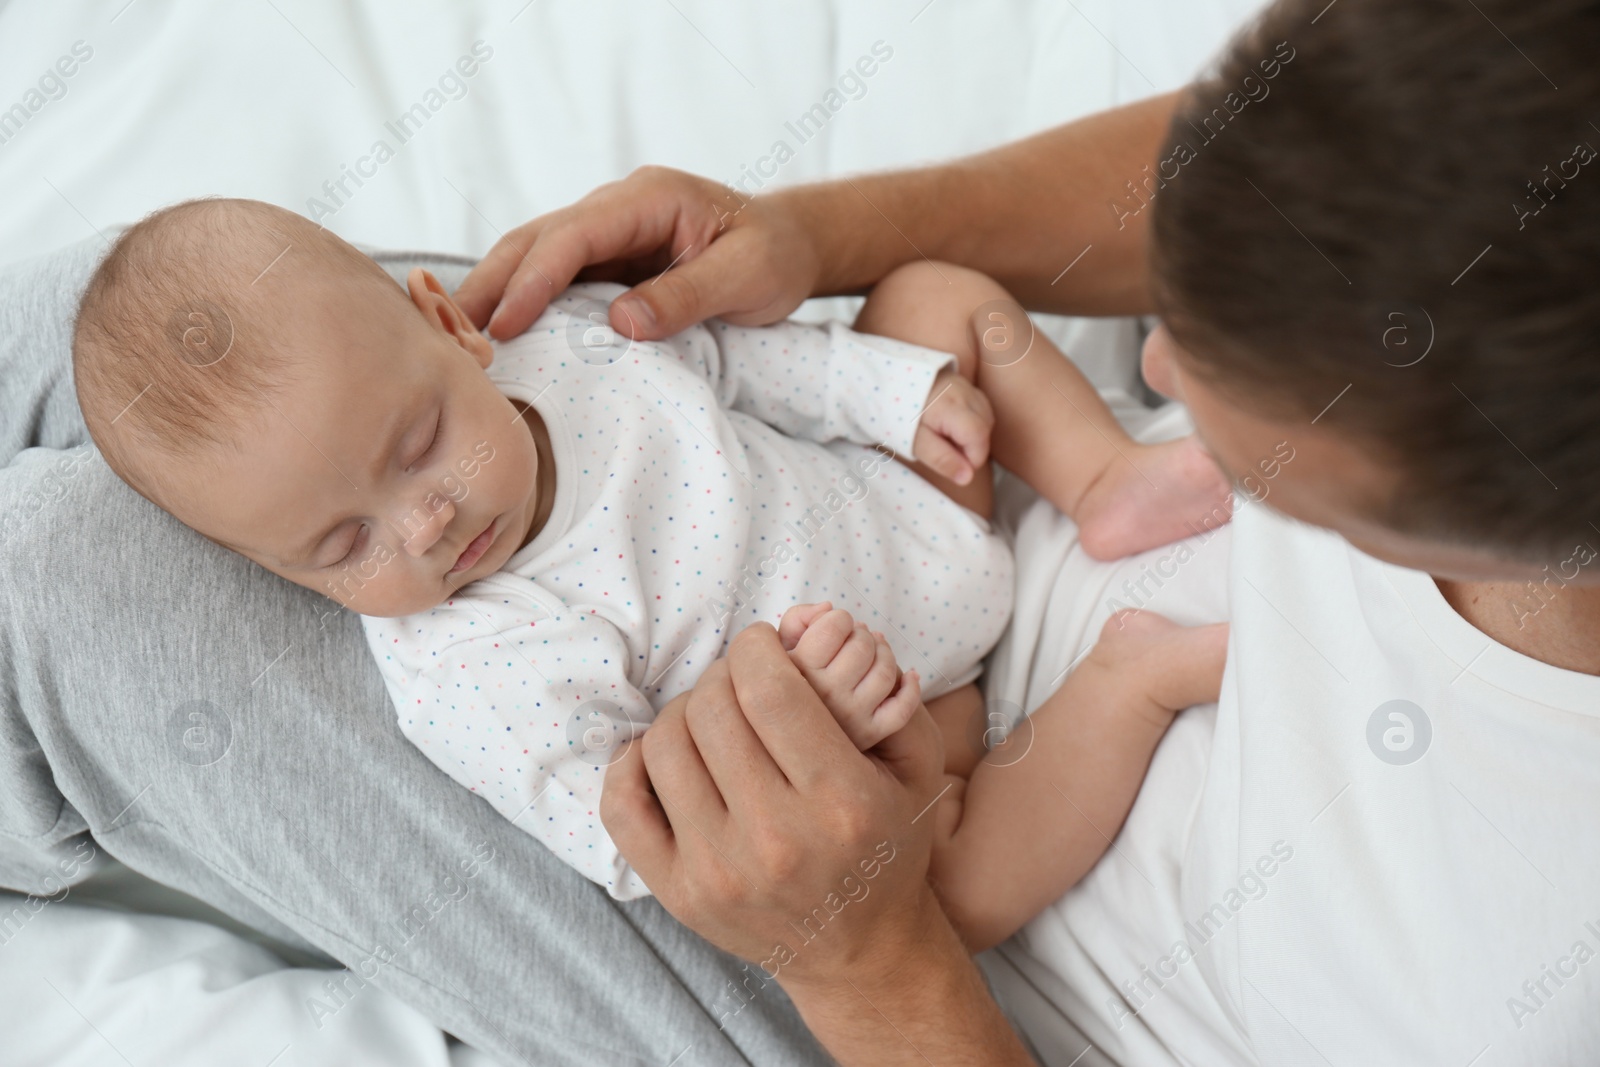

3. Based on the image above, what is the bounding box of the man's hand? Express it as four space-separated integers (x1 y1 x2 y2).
601 622 947 985
912 369 994 487
602 624 1037 1064
453 166 822 343
453 92 1178 348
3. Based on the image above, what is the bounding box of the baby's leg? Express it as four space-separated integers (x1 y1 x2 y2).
855 262 1230 559
927 610 1229 953
924 683 988 779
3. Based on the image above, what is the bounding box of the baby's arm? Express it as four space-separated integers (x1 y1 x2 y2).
648 305 956 459
856 263 1233 560
362 578 656 900
926 610 1228 953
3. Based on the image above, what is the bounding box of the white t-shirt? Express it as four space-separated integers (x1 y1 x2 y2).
982 425 1600 1066
360 284 1014 900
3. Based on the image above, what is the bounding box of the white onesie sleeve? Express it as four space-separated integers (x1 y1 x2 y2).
658 317 957 456
365 574 653 900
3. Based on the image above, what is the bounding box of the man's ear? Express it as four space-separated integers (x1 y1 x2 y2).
407 268 493 368
1140 325 1183 402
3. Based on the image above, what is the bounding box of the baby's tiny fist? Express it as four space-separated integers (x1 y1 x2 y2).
782 602 920 751
778 601 833 651
786 607 861 675
913 371 994 487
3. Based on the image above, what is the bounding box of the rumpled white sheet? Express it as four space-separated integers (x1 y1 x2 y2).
0 0 1260 265
0 886 502 1067
0 1 1262 1063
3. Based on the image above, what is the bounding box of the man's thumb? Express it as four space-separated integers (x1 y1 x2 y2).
612 256 713 341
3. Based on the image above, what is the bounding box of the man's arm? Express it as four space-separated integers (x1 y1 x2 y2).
454 93 1178 340
780 895 1035 1066
785 92 1178 315
601 625 1037 1066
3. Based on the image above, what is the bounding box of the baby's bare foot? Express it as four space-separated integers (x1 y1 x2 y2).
1086 610 1230 726
778 602 922 750
1075 435 1233 561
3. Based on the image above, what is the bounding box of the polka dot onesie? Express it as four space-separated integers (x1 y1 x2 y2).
360 283 1015 899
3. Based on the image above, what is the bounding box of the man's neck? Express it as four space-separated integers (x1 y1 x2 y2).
1435 577 1600 675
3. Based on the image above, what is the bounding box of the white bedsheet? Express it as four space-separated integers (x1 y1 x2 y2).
0 0 1260 265
0 885 503 1067
0 1 1263 1062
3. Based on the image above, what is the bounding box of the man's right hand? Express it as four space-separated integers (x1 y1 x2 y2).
602 624 1039 1065
601 622 948 983
453 166 822 343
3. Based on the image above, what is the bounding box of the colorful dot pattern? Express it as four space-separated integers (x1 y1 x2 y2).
360 283 1016 899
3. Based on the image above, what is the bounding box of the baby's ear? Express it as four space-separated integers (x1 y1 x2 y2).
407 268 493 368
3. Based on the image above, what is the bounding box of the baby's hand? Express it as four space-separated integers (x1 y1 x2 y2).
912 369 993 487
777 602 922 750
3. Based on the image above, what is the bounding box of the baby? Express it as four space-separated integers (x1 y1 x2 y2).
73 198 1227 948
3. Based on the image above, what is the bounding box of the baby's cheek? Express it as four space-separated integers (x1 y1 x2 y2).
320 541 423 618
438 470 469 503
476 432 520 488
515 436 545 498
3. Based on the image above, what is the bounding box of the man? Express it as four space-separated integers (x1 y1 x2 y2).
454 0 1600 1062
4 0 1593 1063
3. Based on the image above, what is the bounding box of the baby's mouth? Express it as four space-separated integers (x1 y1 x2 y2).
450 519 497 574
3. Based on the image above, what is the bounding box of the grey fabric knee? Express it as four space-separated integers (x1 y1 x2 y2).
0 236 826 1066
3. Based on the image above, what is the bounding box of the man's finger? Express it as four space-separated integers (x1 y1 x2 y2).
601 727 677 888
683 645 792 809
725 623 862 791
611 254 710 341
473 192 683 339
611 228 781 341
454 222 546 328
640 684 730 835
482 222 603 339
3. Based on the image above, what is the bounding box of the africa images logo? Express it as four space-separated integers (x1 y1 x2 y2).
1366 699 1431 766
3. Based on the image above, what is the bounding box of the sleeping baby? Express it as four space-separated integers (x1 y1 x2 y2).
73 198 1228 949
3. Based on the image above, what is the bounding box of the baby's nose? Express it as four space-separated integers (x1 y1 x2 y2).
394 495 457 558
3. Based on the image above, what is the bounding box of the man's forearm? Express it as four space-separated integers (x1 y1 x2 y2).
777 92 1179 316
780 890 1037 1066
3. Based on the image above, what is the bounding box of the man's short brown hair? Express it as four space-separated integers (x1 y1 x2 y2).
1153 0 1600 561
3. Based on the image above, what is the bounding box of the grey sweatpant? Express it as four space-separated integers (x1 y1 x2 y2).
0 236 829 1066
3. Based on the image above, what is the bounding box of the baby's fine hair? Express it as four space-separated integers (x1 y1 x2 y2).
71 197 400 510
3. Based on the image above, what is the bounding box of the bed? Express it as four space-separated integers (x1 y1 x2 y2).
0 1 1260 1062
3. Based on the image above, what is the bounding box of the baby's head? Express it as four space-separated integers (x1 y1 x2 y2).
73 198 545 617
